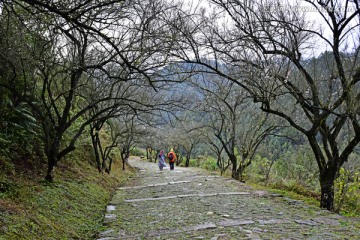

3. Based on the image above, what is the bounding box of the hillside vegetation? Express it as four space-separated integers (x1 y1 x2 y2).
0 151 135 240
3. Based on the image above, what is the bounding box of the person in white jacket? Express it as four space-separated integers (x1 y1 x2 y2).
158 150 166 171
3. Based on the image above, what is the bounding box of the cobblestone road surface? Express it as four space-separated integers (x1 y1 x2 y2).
97 158 360 240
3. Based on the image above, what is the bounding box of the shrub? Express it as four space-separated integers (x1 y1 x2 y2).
188 158 197 167
201 157 218 171
130 147 145 157
335 167 360 215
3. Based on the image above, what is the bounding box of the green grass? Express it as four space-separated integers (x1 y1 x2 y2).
257 185 320 207
0 158 135 240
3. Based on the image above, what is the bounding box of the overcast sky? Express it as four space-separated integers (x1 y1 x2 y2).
184 0 359 56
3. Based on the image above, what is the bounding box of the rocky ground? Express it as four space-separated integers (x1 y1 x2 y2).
97 158 360 240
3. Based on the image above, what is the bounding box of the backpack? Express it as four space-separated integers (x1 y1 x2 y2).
168 152 174 162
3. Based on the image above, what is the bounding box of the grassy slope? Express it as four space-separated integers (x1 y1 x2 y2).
0 156 135 240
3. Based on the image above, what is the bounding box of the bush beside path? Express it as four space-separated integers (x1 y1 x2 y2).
98 158 360 240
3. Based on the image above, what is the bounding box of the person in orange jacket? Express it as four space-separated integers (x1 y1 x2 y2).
167 148 177 170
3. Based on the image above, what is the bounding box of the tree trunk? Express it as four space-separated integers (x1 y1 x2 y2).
154 150 160 163
107 156 113 174
121 153 126 170
121 148 130 171
232 169 240 180
99 139 106 172
319 172 336 211
176 154 182 166
237 164 246 182
231 164 240 180
90 128 102 172
153 150 158 163
147 147 152 161
185 156 190 167
45 161 55 182
237 154 252 182
45 137 60 182
230 155 239 180
264 159 276 187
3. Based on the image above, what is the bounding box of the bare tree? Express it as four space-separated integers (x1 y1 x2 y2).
195 77 276 181
166 0 360 211
205 132 230 176
1 0 179 181
120 113 154 170
174 119 203 167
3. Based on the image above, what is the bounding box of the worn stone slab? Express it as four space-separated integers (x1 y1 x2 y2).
104 214 117 223
198 193 219 197
252 190 269 197
283 197 303 205
218 192 250 196
118 223 217 239
118 234 140 239
218 219 255 227
252 227 263 233
312 217 340 226
184 222 217 231
117 181 191 190
257 219 291 224
147 183 168 187
295 219 318 226
118 229 127 237
246 233 262 240
178 194 199 198
117 186 143 190
106 205 116 212
270 194 283 198
124 192 252 202
169 180 191 184
124 195 177 202
211 234 228 240
196 175 220 179
98 229 115 237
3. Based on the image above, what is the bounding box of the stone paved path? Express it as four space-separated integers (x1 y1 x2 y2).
97 158 360 240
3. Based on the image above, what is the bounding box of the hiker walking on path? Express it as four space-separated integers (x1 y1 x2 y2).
158 150 166 171
167 148 177 170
